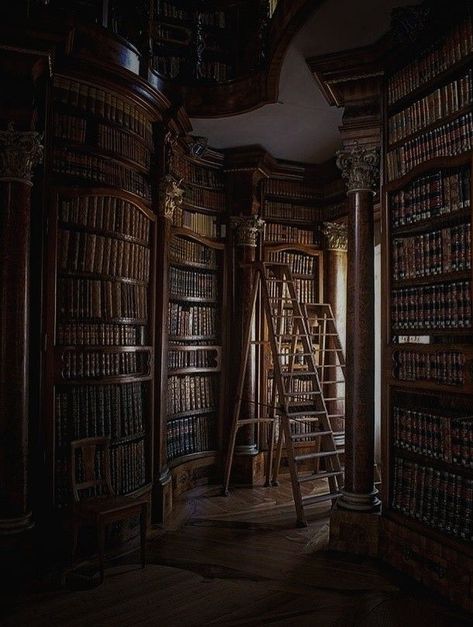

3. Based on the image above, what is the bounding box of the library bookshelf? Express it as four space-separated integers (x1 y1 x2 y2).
381 8 473 609
165 146 228 495
41 73 158 524
259 177 326 464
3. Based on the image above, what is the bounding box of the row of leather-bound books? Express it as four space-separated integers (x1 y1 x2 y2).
264 200 323 223
53 148 152 200
169 236 217 267
392 349 466 386
388 69 472 144
267 250 317 276
167 374 217 416
57 322 146 347
170 152 224 189
58 228 151 282
55 382 146 448
169 267 218 300
386 113 473 181
391 280 471 330
60 349 149 380
59 195 151 244
168 302 217 337
392 222 471 280
58 278 148 321
392 456 473 541
389 166 471 229
264 223 315 244
168 346 219 371
53 112 152 169
53 76 153 145
393 405 473 465
167 413 217 460
387 13 473 105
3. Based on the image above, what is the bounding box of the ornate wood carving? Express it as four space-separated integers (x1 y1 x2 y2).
336 142 379 195
0 122 43 185
322 222 347 251
161 174 184 223
230 215 265 247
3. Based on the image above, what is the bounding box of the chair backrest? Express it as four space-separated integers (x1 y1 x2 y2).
70 437 114 502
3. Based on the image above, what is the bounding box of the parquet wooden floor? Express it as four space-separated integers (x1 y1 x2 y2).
1 479 471 627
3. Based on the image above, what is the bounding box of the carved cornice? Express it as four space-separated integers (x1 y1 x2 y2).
336 142 379 195
160 174 184 224
0 123 43 186
322 222 347 251
230 215 265 247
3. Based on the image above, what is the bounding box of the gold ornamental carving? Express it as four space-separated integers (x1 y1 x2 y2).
230 215 265 247
161 174 184 224
322 222 347 251
336 141 379 195
0 122 43 186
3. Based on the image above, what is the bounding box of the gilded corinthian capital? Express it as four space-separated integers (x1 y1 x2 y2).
230 214 265 247
322 222 347 251
336 141 379 195
0 122 43 185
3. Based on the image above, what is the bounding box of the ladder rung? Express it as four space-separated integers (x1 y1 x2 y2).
301 491 341 505
327 414 345 419
323 397 345 401
281 372 316 377
332 431 345 436
289 417 322 423
284 391 322 397
321 380 345 384
291 430 332 440
294 450 338 462
287 410 326 417
297 470 343 483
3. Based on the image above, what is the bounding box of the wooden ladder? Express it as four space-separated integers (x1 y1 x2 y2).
222 262 343 527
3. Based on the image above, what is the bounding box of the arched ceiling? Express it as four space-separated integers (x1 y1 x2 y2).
191 0 420 164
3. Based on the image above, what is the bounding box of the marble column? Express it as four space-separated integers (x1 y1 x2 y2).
0 123 43 535
335 142 380 512
230 215 265 456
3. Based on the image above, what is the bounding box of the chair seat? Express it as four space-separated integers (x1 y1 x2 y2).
75 495 147 519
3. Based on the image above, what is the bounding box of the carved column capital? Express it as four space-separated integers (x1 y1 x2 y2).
0 122 43 186
336 141 379 195
230 215 265 247
322 222 348 251
160 174 184 224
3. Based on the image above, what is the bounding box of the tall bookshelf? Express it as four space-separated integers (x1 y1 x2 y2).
381 9 473 604
165 147 227 489
43 75 156 512
259 177 326 460
150 1 235 83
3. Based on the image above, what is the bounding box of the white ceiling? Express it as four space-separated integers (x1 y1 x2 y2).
190 0 419 164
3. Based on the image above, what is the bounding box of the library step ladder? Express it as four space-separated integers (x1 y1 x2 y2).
271 302 346 485
222 262 343 527
306 303 346 451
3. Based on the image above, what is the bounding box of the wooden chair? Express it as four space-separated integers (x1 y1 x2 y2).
70 437 148 583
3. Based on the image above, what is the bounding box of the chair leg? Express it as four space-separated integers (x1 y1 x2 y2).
71 521 79 565
98 520 106 584
140 505 147 569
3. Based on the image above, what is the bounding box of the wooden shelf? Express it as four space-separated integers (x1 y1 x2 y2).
388 52 473 115
172 226 224 248
388 104 473 150
384 153 472 192
54 138 151 175
168 450 218 470
169 294 218 304
169 334 219 341
59 271 148 286
391 206 471 236
169 257 218 271
59 221 150 248
55 373 152 385
167 407 217 420
393 446 473 477
392 270 471 288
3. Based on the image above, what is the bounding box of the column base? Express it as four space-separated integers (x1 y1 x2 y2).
235 444 259 456
329 504 380 557
231 451 265 486
337 489 381 512
0 512 34 535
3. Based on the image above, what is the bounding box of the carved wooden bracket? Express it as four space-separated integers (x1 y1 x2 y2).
230 215 265 247
0 122 43 185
